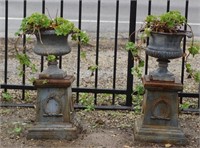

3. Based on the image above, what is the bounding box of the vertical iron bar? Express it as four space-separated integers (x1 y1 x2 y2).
145 0 152 75
112 0 119 105
198 83 200 110
166 0 170 12
59 0 64 69
22 0 27 100
60 0 64 17
41 0 45 72
180 0 189 104
126 0 137 106
94 0 101 105
4 0 8 92
198 84 200 109
76 0 82 103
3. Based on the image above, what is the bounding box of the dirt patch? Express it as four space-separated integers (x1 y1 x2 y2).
0 35 200 147
0 107 200 148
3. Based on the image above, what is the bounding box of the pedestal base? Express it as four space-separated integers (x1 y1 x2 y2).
134 117 187 145
134 75 187 145
27 75 81 140
27 123 79 140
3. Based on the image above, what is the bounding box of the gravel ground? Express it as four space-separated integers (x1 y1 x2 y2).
0 34 200 147
0 108 200 148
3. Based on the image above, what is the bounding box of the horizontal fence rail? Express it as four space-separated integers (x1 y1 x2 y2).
0 0 199 113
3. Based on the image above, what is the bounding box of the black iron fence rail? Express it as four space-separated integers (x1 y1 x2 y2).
0 0 199 112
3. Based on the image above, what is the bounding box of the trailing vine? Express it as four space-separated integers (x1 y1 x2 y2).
126 11 200 112
14 12 90 83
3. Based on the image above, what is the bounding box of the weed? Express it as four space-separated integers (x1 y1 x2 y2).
13 127 22 135
2 91 13 101
12 122 26 136
88 65 98 76
24 91 32 102
79 93 95 111
179 101 191 110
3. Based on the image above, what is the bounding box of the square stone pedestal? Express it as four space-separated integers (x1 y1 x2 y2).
134 75 187 145
27 75 81 140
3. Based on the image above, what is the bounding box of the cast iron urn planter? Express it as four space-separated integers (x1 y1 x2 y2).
33 30 71 79
27 30 81 140
146 31 189 81
134 31 190 145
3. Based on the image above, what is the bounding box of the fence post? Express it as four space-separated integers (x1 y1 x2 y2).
126 0 137 106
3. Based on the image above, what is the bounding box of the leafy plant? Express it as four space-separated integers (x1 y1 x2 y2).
132 84 145 113
15 12 89 44
11 122 26 136
179 101 190 110
47 55 57 62
185 43 200 83
126 11 200 112
2 91 13 101
13 127 22 135
14 12 90 82
145 11 186 33
88 65 98 76
79 93 95 111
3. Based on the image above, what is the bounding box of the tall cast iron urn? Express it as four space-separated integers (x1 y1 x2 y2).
134 32 188 145
27 30 81 140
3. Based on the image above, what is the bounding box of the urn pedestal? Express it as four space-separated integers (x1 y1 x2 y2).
27 30 81 140
134 76 187 145
134 32 188 145
27 76 81 140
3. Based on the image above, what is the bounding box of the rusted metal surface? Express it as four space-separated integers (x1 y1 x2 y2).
142 75 183 91
27 75 81 140
34 75 75 88
134 75 187 145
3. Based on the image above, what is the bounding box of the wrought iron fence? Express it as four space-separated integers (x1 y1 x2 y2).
0 0 199 112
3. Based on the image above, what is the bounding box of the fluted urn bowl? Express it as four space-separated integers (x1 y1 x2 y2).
33 30 71 79
146 31 186 59
33 30 71 56
146 31 188 81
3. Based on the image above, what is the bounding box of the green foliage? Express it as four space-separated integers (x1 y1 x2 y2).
2 91 13 101
16 53 37 82
145 11 186 33
14 12 90 83
24 91 35 103
132 84 145 113
16 53 37 74
125 42 138 56
79 93 95 111
194 72 200 83
54 18 74 36
13 127 22 135
88 65 98 76
12 122 25 136
16 12 89 44
179 102 190 110
185 43 200 83
135 84 145 95
47 55 57 62
188 45 200 57
15 13 51 36
42 79 48 84
126 10 199 113
186 63 192 73
80 51 87 59
126 41 144 79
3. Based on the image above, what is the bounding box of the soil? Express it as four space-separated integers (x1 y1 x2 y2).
0 107 200 148
0 35 200 147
